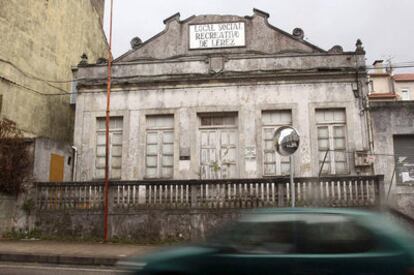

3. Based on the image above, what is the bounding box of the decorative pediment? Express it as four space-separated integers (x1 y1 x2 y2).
116 9 325 62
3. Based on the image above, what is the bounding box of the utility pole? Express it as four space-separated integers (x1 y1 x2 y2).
104 0 114 242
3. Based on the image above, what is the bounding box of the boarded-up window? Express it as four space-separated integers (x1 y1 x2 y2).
49 153 64 182
394 135 414 184
145 115 174 178
262 110 292 176
199 113 238 179
95 117 123 179
316 109 348 175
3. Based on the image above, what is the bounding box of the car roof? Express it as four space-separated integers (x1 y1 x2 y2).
245 207 377 217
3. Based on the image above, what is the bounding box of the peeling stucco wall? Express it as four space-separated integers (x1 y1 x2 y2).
74 80 369 181
370 101 414 217
33 138 73 182
74 10 370 181
37 209 241 242
0 0 108 141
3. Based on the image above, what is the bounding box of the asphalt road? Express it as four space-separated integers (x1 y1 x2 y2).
0 262 130 275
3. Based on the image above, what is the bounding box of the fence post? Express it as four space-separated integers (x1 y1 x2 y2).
376 175 385 206
108 181 115 239
190 183 197 208
278 183 286 207
34 183 40 210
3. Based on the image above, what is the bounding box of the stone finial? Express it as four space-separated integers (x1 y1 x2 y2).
292 28 304 39
253 8 270 19
355 39 365 54
130 37 142 50
163 12 180 25
78 53 88 65
328 45 344 54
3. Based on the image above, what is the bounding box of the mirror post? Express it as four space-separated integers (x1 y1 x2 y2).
290 155 295 207
273 126 300 208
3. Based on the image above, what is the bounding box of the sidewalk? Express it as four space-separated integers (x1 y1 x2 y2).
0 240 163 266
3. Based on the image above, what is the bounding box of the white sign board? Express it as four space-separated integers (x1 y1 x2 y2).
189 22 245 49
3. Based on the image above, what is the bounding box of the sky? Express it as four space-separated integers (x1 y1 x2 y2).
104 0 414 70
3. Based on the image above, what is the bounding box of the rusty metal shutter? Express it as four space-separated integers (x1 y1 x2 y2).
393 135 414 184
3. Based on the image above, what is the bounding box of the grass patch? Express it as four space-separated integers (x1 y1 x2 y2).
2 228 41 240
2 228 187 245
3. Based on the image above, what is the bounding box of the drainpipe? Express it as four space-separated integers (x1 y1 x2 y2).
365 99 375 153
71 146 78 181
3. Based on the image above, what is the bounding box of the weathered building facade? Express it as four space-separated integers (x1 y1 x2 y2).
0 0 108 182
0 0 108 235
370 100 414 216
367 61 414 216
368 60 414 101
74 9 371 182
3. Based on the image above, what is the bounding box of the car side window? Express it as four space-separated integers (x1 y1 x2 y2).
239 222 297 254
209 214 379 255
300 219 377 254
209 221 298 254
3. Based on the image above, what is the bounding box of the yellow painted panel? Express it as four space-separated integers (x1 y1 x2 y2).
49 153 64 182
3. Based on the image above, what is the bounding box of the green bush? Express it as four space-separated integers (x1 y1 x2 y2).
0 119 32 196
3 228 41 240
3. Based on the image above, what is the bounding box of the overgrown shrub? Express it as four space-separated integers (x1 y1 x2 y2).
0 119 32 196
2 228 41 240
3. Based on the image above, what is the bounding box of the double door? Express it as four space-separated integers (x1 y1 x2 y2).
200 128 238 179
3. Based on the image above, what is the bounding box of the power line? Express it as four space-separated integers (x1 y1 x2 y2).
0 76 70 96
2 55 414 86
2 70 413 97
0 57 75 84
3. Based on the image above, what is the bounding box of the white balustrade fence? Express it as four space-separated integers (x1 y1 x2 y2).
35 176 383 211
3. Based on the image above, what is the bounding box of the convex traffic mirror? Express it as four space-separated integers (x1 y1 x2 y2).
273 126 300 156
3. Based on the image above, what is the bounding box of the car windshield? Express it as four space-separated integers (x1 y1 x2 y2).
206 213 376 254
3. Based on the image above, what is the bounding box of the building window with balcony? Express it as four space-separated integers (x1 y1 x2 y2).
316 109 348 175
95 117 123 179
145 115 174 178
262 110 292 176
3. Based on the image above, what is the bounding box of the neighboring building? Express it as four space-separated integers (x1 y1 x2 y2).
393 74 414 101
0 0 108 181
369 101 414 216
73 9 372 181
368 60 414 101
368 61 414 216
368 60 395 100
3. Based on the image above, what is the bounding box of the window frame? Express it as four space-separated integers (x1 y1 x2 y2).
198 112 239 179
400 88 410 100
316 109 349 175
144 115 175 179
198 112 238 129
94 116 123 180
261 110 292 177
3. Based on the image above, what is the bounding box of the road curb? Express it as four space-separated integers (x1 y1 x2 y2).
0 252 119 266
